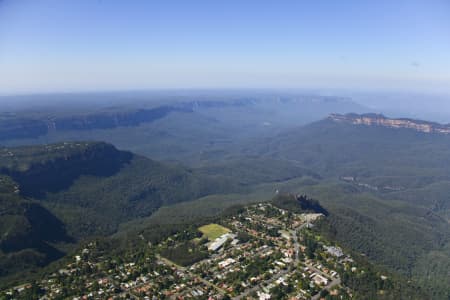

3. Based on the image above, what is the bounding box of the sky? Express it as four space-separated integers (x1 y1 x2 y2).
0 0 450 95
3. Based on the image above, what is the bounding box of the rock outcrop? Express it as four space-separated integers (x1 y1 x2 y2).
329 113 450 134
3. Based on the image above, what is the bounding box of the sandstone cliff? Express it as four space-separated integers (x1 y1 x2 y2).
329 113 450 134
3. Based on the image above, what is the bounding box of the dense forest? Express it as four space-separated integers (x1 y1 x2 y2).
0 109 449 297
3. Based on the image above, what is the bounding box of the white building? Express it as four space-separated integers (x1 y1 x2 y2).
208 233 236 251
218 258 236 268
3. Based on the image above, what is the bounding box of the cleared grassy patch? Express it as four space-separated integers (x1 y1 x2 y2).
198 223 230 240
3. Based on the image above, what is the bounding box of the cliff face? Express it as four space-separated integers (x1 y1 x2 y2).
329 113 450 134
0 141 240 238
0 177 72 277
0 142 132 198
0 96 358 142
0 199 71 253
49 106 191 131
0 100 249 141
0 106 191 141
0 118 49 141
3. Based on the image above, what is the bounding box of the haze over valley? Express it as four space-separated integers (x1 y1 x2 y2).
1 1 450 299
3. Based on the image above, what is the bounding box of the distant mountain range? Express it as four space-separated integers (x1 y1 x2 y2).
329 113 450 134
0 96 366 143
0 106 191 141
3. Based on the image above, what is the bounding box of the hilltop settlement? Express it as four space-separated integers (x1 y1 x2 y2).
1 202 394 300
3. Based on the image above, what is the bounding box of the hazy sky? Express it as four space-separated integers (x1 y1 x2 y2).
1 0 450 94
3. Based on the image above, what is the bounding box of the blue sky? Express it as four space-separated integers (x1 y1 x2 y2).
0 0 449 94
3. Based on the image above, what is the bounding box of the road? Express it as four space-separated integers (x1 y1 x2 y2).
311 278 341 300
232 269 290 300
289 229 300 264
157 255 227 295
292 227 341 300
152 221 340 300
234 227 307 300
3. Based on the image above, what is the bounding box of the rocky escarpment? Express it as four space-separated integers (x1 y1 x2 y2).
48 106 191 131
0 100 243 141
0 141 241 237
0 96 358 142
0 177 72 277
0 106 192 141
0 118 49 141
0 142 132 198
0 199 72 253
0 100 246 141
329 113 450 134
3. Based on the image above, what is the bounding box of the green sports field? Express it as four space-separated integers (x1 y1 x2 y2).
198 223 230 240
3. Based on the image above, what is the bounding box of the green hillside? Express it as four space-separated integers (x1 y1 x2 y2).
259 118 450 215
249 118 450 298
1 116 450 297
0 142 241 238
0 175 71 280
0 142 241 283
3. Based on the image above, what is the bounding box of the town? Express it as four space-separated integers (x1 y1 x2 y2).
1 203 389 300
